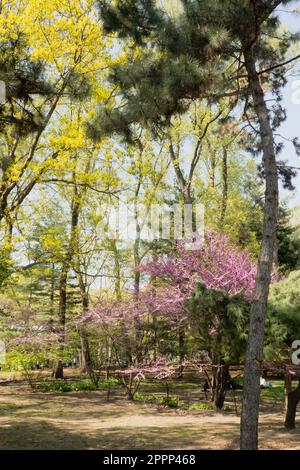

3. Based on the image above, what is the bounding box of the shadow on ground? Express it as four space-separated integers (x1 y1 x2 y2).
1 383 300 450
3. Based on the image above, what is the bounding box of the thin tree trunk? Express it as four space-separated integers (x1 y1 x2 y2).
210 159 216 189
152 314 158 362
285 380 300 429
220 146 228 227
50 263 55 315
111 239 132 366
53 264 68 379
58 265 68 340
77 273 92 373
175 189 192 374
284 371 292 412
213 363 229 411
80 328 92 372
111 239 122 301
133 239 143 363
177 323 185 378
240 47 279 450
133 170 143 364
4 217 13 247
53 189 81 380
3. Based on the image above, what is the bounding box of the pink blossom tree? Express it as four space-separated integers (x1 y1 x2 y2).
80 232 261 406
140 233 256 359
139 232 258 298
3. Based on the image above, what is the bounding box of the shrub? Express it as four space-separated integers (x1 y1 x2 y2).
37 380 96 393
36 377 121 393
2 351 48 372
188 402 231 411
189 402 214 411
133 392 182 408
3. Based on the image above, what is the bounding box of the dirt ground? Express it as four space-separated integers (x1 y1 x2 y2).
1 380 300 450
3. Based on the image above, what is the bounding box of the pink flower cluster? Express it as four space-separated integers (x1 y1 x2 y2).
81 232 258 332
140 232 258 299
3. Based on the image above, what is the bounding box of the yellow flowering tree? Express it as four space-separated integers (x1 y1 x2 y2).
0 0 114 231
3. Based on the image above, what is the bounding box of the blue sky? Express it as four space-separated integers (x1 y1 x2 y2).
278 7 300 207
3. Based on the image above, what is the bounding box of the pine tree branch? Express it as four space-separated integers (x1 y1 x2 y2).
237 53 300 80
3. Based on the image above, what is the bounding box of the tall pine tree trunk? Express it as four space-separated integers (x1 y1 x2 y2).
240 47 278 450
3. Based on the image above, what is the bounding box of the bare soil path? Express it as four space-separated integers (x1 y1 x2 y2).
0 382 299 450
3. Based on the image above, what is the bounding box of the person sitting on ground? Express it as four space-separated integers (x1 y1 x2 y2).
260 373 272 389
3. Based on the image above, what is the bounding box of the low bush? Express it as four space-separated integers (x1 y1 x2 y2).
2 351 48 372
36 377 121 393
189 402 214 411
37 380 96 393
133 392 182 408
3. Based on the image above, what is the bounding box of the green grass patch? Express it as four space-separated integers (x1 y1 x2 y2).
36 377 121 393
36 380 96 393
189 402 214 411
189 402 231 412
260 382 284 402
133 392 183 408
